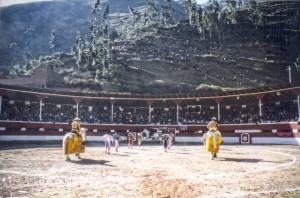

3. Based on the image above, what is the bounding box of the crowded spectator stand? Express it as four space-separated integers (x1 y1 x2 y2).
0 86 299 145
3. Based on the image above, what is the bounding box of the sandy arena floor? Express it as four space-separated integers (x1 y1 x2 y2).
0 143 299 198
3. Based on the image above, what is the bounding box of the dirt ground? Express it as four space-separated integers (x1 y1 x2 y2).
0 143 299 198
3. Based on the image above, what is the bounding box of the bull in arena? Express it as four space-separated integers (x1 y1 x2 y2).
62 128 87 161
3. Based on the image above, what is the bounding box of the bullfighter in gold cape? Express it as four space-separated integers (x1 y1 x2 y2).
63 117 86 161
204 117 222 160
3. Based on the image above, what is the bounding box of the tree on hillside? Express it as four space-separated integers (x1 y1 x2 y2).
185 0 205 39
184 0 198 27
237 0 243 8
248 0 264 30
24 47 32 62
294 53 300 71
223 0 237 26
218 0 237 38
145 0 159 27
85 1 111 75
23 28 32 49
101 4 110 38
245 0 265 44
116 12 125 40
68 0 115 83
128 6 142 33
160 0 173 26
88 1 117 81
87 19 97 70
202 0 222 39
9 43 18 67
71 31 84 70
202 0 238 41
196 6 205 39
93 0 100 14
109 29 119 42
211 0 222 39
49 29 56 50
292 10 300 49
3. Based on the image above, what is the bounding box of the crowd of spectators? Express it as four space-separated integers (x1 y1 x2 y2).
0 98 298 124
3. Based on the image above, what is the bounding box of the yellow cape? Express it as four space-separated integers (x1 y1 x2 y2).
205 129 222 153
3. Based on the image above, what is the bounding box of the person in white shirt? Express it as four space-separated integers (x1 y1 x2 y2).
103 131 113 154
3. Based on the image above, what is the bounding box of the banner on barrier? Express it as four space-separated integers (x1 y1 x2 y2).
241 133 250 144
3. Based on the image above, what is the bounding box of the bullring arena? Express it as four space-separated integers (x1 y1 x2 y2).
0 86 300 197
0 143 300 197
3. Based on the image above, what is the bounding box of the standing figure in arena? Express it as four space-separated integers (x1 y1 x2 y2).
137 132 143 146
103 131 113 154
205 117 222 160
113 131 122 152
128 132 135 149
168 132 174 149
162 131 169 152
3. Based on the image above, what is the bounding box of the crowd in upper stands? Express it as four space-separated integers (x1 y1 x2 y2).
0 98 298 124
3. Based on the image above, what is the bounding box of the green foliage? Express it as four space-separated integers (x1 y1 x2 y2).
294 54 300 71
145 0 159 26
160 0 173 26
221 0 237 25
24 48 32 62
49 29 55 49
185 0 198 27
10 64 23 76
67 0 116 83
183 0 267 42
237 0 243 8
71 31 84 70
126 0 174 36
8 1 124 89
248 0 264 29
128 6 142 31
109 29 119 42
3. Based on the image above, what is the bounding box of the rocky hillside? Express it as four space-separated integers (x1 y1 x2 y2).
0 0 186 69
1 0 300 95
105 1 300 94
